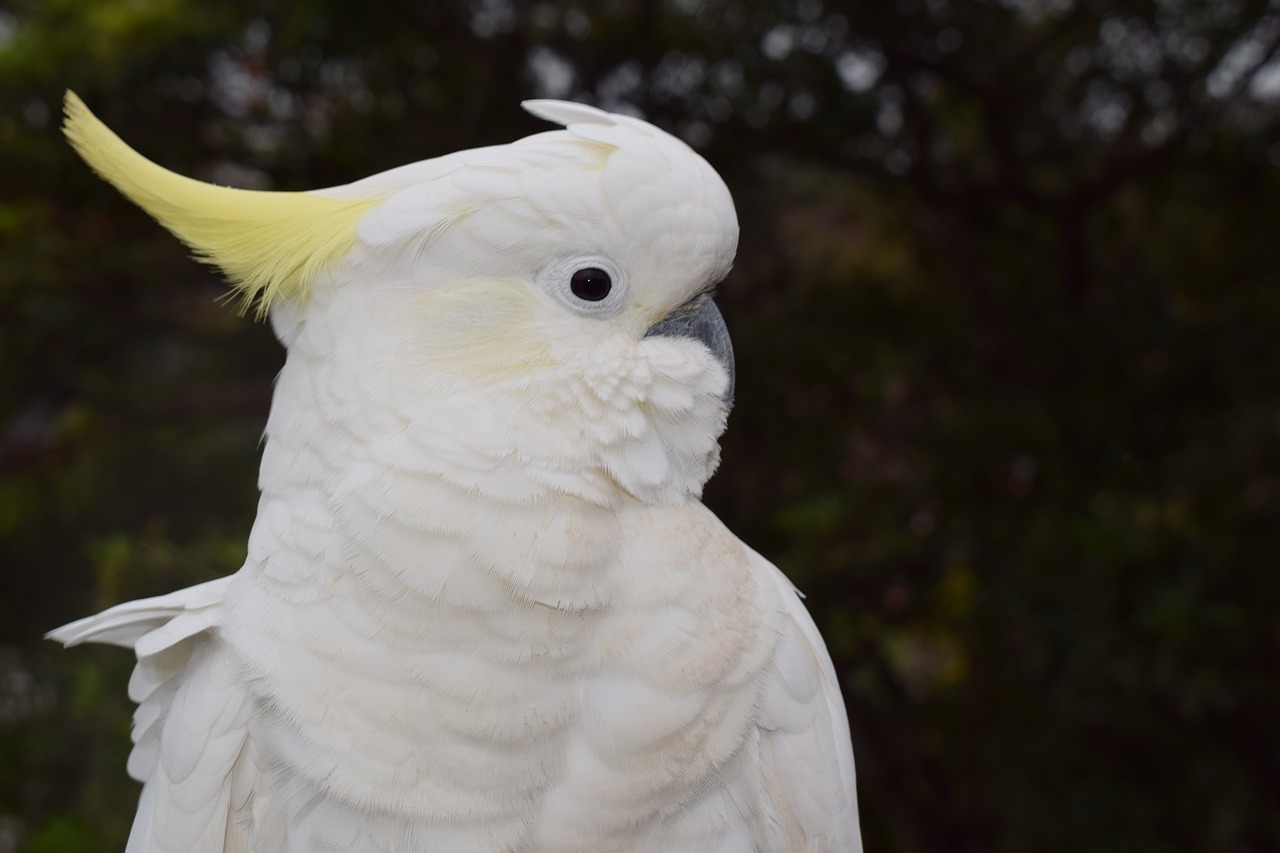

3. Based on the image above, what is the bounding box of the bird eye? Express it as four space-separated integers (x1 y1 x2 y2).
570 267 612 302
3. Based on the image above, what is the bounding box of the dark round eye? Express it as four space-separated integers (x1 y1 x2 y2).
570 267 612 302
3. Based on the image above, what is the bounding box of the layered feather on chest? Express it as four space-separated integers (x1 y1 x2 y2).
223 480 775 848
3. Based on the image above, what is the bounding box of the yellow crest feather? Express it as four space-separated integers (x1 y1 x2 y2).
63 91 380 315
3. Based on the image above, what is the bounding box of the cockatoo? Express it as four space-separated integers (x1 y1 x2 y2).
50 90 861 852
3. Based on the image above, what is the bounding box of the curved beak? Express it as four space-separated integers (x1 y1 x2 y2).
644 298 735 410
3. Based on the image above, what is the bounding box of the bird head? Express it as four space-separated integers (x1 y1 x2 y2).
64 93 739 505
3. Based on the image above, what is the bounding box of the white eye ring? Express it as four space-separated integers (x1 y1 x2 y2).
536 254 628 317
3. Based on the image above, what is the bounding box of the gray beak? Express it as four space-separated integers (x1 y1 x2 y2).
644 298 735 410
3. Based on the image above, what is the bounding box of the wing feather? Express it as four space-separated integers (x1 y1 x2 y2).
47 577 230 649
753 553 863 851
49 578 263 852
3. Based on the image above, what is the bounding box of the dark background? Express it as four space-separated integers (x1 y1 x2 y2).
2 1 1278 850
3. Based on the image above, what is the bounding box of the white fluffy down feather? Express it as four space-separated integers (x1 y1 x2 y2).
50 94 862 852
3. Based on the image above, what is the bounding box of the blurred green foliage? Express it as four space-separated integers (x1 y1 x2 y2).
2 0 1278 850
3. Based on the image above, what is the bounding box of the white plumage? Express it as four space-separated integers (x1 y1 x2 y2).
50 93 862 851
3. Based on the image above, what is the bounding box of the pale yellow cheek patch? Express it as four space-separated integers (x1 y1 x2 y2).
63 91 380 316
392 280 554 382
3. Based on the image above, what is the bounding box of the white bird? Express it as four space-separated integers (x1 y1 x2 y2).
50 91 862 852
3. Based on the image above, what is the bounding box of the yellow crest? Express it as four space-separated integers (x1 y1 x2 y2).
63 91 380 315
